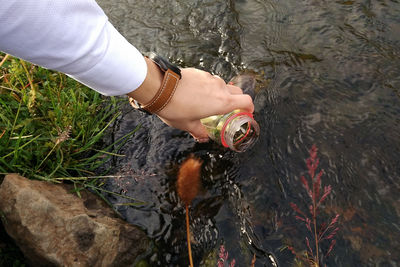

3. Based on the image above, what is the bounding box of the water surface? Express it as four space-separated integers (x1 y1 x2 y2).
97 0 400 266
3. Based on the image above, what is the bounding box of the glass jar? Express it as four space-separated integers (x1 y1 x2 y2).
201 109 260 152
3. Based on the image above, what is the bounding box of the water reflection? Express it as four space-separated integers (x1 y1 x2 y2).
98 0 400 266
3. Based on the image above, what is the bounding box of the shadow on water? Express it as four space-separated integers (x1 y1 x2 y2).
98 0 400 266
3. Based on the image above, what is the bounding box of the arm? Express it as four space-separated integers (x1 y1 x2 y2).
0 0 254 141
0 0 146 96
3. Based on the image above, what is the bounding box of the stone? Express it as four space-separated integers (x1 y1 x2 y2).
0 174 149 267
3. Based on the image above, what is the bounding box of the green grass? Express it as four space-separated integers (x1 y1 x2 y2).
0 52 144 202
0 53 144 204
0 53 137 181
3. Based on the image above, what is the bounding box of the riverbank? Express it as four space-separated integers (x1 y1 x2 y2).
0 53 127 180
0 53 132 265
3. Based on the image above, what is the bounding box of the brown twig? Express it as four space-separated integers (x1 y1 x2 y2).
185 204 193 266
0 128 6 139
251 254 256 267
0 54 9 68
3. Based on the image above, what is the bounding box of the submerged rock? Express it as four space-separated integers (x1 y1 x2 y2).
0 174 149 267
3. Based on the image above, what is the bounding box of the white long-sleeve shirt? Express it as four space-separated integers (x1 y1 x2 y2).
0 0 147 96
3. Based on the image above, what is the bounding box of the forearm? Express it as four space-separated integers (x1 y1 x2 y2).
0 0 146 96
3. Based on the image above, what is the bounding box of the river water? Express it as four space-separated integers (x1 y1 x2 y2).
97 0 400 266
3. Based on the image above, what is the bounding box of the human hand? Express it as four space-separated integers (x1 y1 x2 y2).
156 68 254 142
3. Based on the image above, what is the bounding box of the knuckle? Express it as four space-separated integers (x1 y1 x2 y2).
220 95 233 107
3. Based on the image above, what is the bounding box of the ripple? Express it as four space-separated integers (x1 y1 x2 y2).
97 0 400 265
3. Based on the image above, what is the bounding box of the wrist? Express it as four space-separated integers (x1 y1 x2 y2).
127 54 181 114
127 57 163 105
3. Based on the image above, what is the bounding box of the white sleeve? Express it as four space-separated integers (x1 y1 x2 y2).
0 0 147 96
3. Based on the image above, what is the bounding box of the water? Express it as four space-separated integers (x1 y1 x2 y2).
97 0 400 266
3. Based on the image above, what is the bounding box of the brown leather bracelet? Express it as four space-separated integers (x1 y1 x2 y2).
129 55 181 114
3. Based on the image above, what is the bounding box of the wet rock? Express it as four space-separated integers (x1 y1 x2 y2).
0 174 149 267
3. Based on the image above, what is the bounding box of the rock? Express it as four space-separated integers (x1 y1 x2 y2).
0 174 150 267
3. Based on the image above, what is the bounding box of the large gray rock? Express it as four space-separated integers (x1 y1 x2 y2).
0 174 149 267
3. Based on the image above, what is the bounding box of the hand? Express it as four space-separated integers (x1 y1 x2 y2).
157 68 254 142
128 59 254 142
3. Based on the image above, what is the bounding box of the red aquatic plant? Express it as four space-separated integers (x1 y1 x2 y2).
217 244 236 267
216 244 257 266
289 145 339 267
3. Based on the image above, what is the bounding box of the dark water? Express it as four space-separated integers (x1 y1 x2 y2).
97 0 400 266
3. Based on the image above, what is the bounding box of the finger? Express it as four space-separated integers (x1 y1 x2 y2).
212 75 227 87
213 74 224 80
227 84 243 95
226 94 254 113
187 121 209 142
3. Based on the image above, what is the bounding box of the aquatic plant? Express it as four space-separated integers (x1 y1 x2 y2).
216 244 258 267
288 145 339 267
177 155 202 267
217 244 236 267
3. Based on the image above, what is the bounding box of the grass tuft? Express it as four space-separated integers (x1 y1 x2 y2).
0 53 135 181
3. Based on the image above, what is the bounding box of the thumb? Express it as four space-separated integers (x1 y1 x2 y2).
158 117 210 143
